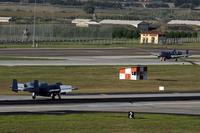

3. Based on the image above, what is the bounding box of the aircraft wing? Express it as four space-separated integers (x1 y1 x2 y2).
151 52 161 57
18 83 36 92
60 85 77 94
171 54 190 58
17 83 25 91
49 89 61 93
11 80 35 92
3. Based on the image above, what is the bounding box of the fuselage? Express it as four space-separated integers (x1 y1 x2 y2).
12 79 74 99
159 50 183 61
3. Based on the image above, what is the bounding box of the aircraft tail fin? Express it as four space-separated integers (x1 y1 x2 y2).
186 50 189 57
12 79 18 92
186 50 189 54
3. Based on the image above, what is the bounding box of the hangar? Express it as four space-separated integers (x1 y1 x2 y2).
0 17 13 23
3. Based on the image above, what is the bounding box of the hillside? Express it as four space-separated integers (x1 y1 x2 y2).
0 0 199 9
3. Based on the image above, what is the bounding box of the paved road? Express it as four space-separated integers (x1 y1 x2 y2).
0 101 200 115
0 56 199 66
0 93 200 115
1 93 200 101
0 48 199 57
0 48 199 115
0 48 199 66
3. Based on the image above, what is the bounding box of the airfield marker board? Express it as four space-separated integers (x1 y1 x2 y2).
119 66 147 80
159 86 165 91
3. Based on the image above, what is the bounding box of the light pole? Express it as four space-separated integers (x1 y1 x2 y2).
32 0 36 47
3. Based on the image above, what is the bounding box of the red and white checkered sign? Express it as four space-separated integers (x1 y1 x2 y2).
119 66 147 80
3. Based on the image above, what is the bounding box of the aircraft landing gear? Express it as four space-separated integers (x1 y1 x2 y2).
51 94 56 100
58 94 61 100
51 93 61 100
160 57 166 61
32 92 36 100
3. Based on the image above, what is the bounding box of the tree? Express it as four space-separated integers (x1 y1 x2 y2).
83 2 95 14
191 0 199 6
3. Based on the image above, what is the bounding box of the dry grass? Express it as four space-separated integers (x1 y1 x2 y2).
0 3 85 18
0 65 199 94
0 113 200 133
0 3 199 20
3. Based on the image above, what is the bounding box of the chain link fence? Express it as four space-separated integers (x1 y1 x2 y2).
166 37 200 44
0 23 116 44
0 23 199 45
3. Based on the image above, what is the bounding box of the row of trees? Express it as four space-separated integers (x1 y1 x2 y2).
112 30 198 39
0 0 20 2
112 27 140 39
163 0 199 7
1 0 199 8
112 29 199 39
165 31 198 38
23 0 123 8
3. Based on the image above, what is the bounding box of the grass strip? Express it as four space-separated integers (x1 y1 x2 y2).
0 113 199 133
0 65 199 94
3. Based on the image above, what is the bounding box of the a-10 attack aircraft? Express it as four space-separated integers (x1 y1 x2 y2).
11 79 77 100
152 49 190 61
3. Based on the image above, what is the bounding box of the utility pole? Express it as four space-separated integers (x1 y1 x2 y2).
32 0 36 47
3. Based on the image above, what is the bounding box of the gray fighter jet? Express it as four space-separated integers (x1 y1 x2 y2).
11 79 77 100
152 49 190 61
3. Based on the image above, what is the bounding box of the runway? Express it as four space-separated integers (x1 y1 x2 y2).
0 56 199 66
1 93 200 101
1 101 199 115
0 48 199 66
0 48 199 115
0 93 200 115
0 48 200 56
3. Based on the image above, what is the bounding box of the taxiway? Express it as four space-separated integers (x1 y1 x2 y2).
0 56 199 66
0 93 200 115
0 101 200 115
0 48 200 56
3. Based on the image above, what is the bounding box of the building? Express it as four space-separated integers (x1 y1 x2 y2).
0 17 13 23
99 20 142 27
72 19 99 27
140 31 166 44
137 21 149 32
168 20 200 27
119 66 147 80
99 20 149 31
72 19 149 31
72 19 91 27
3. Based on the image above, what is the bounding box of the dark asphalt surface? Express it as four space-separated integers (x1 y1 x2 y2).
0 48 199 57
1 93 200 105
0 94 200 115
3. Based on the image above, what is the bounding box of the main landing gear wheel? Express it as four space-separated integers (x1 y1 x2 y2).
51 94 56 100
58 94 61 100
32 92 36 100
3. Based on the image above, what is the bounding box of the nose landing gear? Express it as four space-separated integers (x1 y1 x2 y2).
32 92 36 100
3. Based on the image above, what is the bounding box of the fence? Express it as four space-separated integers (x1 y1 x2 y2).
166 37 200 44
0 23 199 45
0 23 113 43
